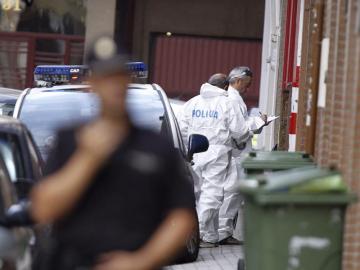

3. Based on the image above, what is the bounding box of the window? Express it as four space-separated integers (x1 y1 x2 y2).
0 102 15 116
0 133 26 183
25 131 42 180
127 89 167 133
0 160 15 215
20 91 99 160
20 88 171 160
0 185 4 217
171 106 187 156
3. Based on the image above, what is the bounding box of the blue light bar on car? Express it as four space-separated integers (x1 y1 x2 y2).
126 62 148 79
34 65 89 85
34 62 147 86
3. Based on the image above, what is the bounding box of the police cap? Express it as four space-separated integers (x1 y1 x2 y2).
85 35 129 76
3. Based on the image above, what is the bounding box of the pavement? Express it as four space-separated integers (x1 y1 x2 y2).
166 245 243 270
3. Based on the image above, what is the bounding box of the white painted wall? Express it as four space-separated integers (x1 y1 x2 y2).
256 0 282 150
84 0 117 52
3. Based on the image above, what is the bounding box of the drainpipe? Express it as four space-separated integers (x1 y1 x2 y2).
289 0 305 151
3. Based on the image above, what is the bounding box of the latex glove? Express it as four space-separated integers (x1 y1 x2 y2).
259 112 268 125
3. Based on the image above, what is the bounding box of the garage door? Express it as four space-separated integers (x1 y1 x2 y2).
151 35 262 108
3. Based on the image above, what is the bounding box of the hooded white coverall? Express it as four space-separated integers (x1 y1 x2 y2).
218 85 265 241
178 83 249 243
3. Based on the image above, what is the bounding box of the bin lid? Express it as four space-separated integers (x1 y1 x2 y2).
242 161 315 170
249 151 312 159
245 193 357 205
242 151 314 170
238 167 357 205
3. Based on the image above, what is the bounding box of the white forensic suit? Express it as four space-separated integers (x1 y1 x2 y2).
218 85 265 241
178 83 249 243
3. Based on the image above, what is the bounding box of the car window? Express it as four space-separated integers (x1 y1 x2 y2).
126 89 168 133
169 105 187 156
0 133 26 183
19 91 99 160
0 185 4 217
0 102 15 116
19 88 171 159
0 159 16 214
25 132 42 180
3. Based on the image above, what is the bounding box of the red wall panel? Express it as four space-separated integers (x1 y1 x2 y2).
151 35 262 108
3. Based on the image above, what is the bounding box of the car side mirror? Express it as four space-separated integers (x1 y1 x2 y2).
3 201 34 228
14 178 34 200
187 134 209 162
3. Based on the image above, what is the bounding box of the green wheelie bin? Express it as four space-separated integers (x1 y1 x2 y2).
238 166 356 270
242 151 315 176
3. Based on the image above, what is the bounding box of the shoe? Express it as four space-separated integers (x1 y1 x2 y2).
218 236 243 245
199 240 218 248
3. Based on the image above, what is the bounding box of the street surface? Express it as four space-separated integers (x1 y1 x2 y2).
166 245 243 270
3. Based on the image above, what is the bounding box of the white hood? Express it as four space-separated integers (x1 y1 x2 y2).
200 83 228 98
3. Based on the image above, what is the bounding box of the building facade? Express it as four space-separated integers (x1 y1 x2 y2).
275 0 360 268
85 0 265 105
311 1 360 268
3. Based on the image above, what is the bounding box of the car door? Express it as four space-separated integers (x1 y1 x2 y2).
166 103 201 263
169 106 202 191
0 157 31 270
0 126 43 201
0 157 18 263
0 132 28 200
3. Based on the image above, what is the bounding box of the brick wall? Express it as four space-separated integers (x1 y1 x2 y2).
341 0 360 267
311 0 360 268
273 0 360 265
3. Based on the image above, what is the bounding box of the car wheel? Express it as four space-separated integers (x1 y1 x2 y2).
174 211 200 264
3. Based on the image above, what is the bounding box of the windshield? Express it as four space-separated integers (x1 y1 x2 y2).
0 95 17 116
0 102 15 116
19 88 167 160
20 91 99 160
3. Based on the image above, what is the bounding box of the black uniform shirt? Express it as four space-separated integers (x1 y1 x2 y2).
45 125 195 262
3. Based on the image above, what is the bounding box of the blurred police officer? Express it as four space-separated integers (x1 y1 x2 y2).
30 36 196 270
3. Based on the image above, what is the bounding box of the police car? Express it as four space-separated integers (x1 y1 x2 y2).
13 64 208 264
